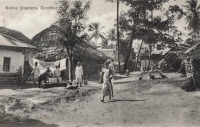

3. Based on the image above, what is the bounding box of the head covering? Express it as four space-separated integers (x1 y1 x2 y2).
106 59 111 63
105 61 110 65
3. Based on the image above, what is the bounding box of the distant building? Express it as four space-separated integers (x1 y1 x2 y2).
139 49 170 71
98 48 124 62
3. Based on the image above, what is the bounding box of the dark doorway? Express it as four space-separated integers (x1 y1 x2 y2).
3 57 11 72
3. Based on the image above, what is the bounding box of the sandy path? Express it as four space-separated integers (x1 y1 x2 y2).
1 73 200 127
26 77 200 127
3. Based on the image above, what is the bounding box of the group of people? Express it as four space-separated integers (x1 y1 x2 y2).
31 62 61 88
100 59 115 103
31 61 84 88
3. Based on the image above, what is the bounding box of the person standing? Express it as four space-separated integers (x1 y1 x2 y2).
108 59 115 97
54 65 61 83
75 62 83 87
101 61 113 103
31 62 40 85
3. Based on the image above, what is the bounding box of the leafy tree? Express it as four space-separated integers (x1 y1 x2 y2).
88 22 106 48
184 0 200 30
118 0 184 71
57 0 90 81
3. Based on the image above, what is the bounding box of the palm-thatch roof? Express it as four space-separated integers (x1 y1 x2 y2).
31 24 109 61
0 27 30 43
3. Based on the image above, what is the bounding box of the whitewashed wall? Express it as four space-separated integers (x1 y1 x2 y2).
0 49 24 73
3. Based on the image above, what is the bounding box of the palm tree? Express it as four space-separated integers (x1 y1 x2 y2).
88 22 106 47
184 0 200 30
107 28 117 48
107 29 116 40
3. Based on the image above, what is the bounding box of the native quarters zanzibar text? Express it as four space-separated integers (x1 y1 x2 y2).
5 6 57 11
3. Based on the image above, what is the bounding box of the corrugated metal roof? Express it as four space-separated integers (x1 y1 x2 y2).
0 34 35 49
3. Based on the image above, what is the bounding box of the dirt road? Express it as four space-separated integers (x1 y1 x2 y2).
1 73 200 127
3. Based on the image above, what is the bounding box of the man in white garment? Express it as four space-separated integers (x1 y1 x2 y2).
75 62 83 87
31 62 40 84
54 65 61 83
107 59 115 97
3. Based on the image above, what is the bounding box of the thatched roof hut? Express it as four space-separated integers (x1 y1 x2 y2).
31 24 109 62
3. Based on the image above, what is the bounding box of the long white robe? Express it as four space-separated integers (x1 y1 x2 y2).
75 66 83 83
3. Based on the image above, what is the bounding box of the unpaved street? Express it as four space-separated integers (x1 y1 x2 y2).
1 73 200 127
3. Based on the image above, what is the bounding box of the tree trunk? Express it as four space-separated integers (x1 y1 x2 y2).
70 46 73 81
134 7 146 71
144 48 147 72
134 40 144 71
67 46 71 81
124 31 134 71
117 0 121 73
147 44 152 71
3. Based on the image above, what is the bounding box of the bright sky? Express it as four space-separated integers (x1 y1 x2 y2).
0 0 192 42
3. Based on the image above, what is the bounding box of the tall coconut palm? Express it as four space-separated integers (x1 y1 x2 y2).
88 22 106 47
184 0 200 30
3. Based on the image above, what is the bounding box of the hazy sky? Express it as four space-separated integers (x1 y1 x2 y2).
0 0 191 41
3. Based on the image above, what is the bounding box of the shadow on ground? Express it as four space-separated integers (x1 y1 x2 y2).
0 116 58 127
110 99 146 102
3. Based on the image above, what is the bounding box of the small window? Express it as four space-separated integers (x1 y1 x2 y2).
3 57 11 72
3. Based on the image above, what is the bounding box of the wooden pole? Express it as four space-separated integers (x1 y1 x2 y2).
117 0 121 73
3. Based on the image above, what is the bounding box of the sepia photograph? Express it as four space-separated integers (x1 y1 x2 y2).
0 0 200 126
